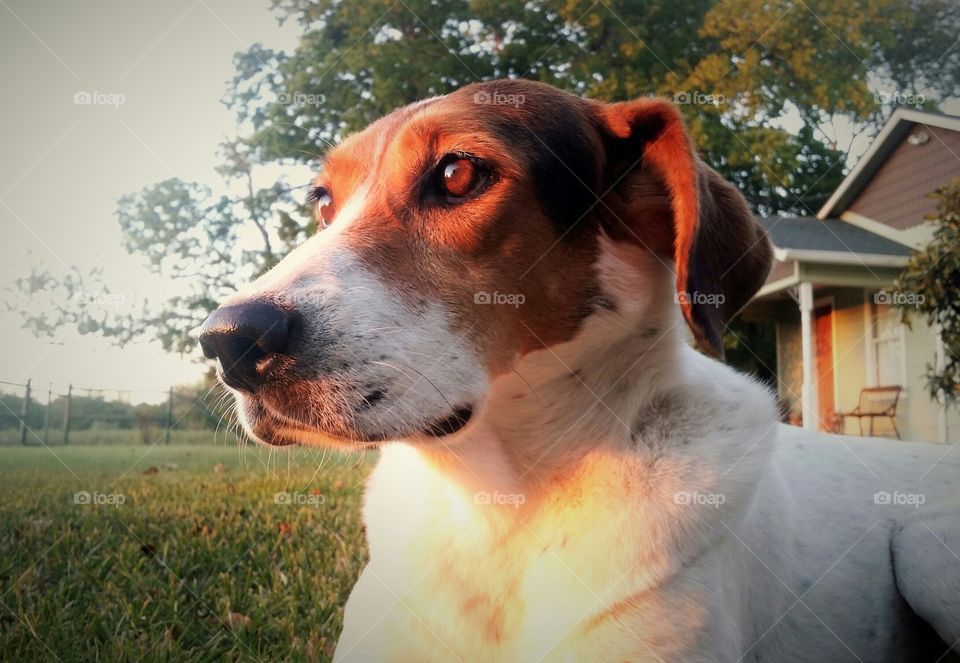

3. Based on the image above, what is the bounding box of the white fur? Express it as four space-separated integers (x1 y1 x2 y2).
335 239 960 662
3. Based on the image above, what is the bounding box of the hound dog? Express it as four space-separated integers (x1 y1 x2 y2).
199 80 960 662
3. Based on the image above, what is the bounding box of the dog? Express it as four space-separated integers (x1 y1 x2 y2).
199 79 960 662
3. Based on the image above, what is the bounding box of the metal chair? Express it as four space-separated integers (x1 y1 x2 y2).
835 386 903 439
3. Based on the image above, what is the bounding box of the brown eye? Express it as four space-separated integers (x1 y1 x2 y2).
441 158 481 198
314 190 335 228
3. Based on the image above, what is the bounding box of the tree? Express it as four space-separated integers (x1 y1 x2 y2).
894 177 960 406
12 144 308 354
15 0 960 355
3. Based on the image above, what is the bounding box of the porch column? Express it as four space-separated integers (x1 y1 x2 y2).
799 281 819 431
936 328 948 443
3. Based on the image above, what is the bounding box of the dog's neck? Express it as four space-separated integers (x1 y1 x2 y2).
364 244 777 578
410 242 695 494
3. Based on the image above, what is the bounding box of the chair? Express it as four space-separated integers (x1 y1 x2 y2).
835 386 903 438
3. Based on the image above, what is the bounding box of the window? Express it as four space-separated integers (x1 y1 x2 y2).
870 302 905 388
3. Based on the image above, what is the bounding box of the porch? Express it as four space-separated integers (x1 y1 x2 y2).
739 217 953 442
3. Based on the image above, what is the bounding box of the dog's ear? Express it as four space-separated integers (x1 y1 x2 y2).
593 98 773 358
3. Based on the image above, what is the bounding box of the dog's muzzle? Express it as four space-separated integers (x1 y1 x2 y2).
199 274 486 447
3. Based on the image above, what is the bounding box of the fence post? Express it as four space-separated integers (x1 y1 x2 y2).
19 379 31 445
43 383 52 444
165 387 173 445
63 384 72 445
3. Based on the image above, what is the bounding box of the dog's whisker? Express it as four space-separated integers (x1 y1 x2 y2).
371 360 456 412
510 367 544 404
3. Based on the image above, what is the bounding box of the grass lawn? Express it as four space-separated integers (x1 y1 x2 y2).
0 442 372 662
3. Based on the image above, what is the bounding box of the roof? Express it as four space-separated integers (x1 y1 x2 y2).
757 216 912 266
818 108 960 219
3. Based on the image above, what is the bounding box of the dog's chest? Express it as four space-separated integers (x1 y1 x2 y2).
341 447 714 661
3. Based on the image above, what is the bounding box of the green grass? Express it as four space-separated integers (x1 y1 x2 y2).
0 442 372 662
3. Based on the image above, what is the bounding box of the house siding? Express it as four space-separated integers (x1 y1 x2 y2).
899 321 960 442
847 124 960 229
776 290 960 441
831 291 869 435
776 321 803 421
765 258 795 285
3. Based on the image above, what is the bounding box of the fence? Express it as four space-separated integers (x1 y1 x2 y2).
0 378 235 446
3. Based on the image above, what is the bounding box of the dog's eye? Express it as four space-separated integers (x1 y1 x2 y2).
310 188 335 228
442 159 476 197
437 155 488 200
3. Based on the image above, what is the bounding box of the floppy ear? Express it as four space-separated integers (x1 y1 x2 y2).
593 98 773 358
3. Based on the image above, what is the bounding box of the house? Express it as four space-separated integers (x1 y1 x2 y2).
741 109 960 442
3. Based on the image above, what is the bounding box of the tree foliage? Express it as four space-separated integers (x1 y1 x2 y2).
895 177 960 405
15 0 960 356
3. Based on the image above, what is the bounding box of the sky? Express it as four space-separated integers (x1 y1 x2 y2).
0 0 304 403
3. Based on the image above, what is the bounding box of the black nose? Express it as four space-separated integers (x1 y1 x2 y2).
199 301 293 391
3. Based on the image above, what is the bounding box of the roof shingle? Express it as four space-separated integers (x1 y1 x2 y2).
755 216 912 257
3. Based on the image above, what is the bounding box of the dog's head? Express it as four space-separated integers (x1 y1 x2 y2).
199 80 771 447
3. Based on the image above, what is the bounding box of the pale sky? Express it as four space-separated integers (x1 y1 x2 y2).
0 0 304 403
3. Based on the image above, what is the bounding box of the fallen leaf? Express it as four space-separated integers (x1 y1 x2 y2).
278 522 293 537
142 466 159 475
27 518 52 533
220 612 252 630
12 567 35 591
306 634 334 659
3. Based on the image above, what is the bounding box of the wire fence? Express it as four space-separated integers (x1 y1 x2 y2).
0 378 237 446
